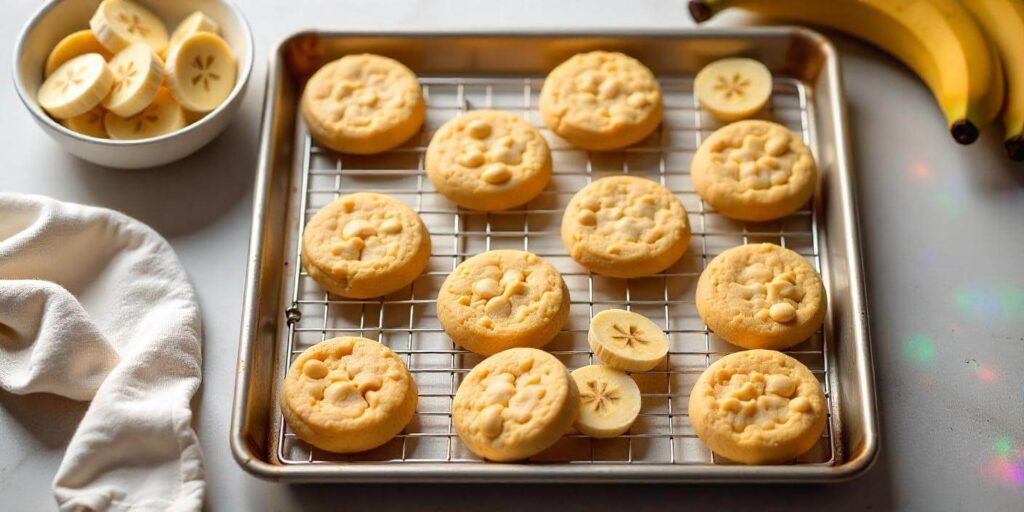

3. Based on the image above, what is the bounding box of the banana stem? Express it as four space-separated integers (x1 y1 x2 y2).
951 120 979 145
1006 136 1024 161
689 1 714 22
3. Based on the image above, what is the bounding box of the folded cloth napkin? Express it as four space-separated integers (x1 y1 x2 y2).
0 193 204 511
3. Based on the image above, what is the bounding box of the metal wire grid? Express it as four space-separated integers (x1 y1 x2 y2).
276 74 837 467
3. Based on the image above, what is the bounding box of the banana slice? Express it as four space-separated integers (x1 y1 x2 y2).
694 58 773 122
588 309 669 372
38 53 114 120
104 88 185 140
102 43 165 117
571 365 641 438
164 11 220 59
165 32 237 113
90 0 169 54
45 30 113 77
63 106 108 138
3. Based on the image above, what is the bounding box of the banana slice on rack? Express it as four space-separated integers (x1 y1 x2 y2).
588 309 669 372
694 57 773 122
45 30 113 77
102 43 165 117
38 53 114 120
165 32 237 113
571 365 642 438
104 88 185 140
63 106 108 138
164 11 220 59
90 0 169 54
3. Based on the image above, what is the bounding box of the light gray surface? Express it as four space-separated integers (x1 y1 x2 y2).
1 1 1022 510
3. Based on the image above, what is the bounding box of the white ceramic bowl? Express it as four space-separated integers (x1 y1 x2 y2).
12 0 254 169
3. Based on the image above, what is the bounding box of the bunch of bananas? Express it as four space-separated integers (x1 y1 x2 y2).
689 0 1024 161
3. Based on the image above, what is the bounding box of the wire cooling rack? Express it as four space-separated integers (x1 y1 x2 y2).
276 75 838 466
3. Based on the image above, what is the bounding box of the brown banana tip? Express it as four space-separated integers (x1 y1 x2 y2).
688 1 713 23
951 120 979 145
1006 135 1024 161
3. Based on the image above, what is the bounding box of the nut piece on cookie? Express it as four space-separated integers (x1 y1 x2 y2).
540 51 663 150
301 54 425 154
687 349 827 464
695 243 826 350
691 120 817 221
280 337 418 453
437 250 570 356
561 175 690 278
301 192 430 299
453 348 578 461
426 110 552 211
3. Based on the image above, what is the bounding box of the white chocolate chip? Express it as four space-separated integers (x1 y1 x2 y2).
769 302 797 322
473 278 501 299
342 219 376 239
789 396 812 413
481 163 512 184
626 92 648 108
598 78 621 99
457 148 485 168
765 374 796 397
484 296 513 318
614 217 644 241
765 134 789 156
466 120 492 139
476 404 504 438
576 209 597 226
303 359 329 379
487 146 522 165
379 218 402 234
500 269 525 287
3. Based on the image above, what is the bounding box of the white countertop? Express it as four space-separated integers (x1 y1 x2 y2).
2 1 1023 510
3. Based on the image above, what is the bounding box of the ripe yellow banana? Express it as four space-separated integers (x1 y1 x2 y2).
688 0 1004 145
961 0 1024 160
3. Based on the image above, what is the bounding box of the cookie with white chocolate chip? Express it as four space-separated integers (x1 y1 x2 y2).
280 336 418 453
695 243 826 350
561 175 690 278
540 51 663 150
301 192 430 299
688 349 827 464
426 110 552 211
301 54 425 154
437 250 570 356
452 347 579 461
691 120 817 221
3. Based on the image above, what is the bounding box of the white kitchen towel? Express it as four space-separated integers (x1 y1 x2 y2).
0 193 204 511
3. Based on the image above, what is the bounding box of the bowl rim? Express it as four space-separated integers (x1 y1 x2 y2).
11 0 255 147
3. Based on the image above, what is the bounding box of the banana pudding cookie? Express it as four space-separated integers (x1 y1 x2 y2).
688 349 827 464
452 348 578 461
301 54 425 154
561 175 690 278
301 193 430 299
437 250 570 356
540 51 663 150
426 110 552 211
281 337 418 453
691 120 817 221
696 243 826 350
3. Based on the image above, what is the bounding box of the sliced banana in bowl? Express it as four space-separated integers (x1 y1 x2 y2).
103 43 165 117
588 309 670 372
166 32 237 113
45 30 113 77
571 365 642 438
694 57 773 122
90 0 168 54
63 106 108 139
104 88 186 140
165 11 221 59
38 53 114 120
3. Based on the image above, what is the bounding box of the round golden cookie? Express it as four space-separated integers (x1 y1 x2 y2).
452 347 579 461
688 349 827 464
437 250 570 356
540 51 663 150
301 54 426 154
691 120 817 221
425 110 551 211
301 193 430 299
280 336 418 453
696 243 826 350
561 175 690 278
